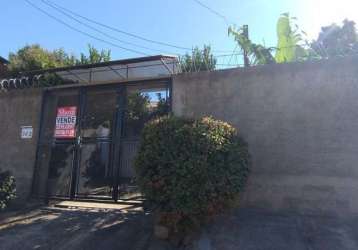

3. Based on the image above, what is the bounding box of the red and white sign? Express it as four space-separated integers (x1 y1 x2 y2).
54 106 77 138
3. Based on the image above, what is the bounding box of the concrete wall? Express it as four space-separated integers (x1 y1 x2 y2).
173 56 358 216
0 63 7 77
0 89 43 204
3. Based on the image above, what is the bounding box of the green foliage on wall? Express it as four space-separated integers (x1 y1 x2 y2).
0 169 16 210
179 45 217 72
311 19 358 58
8 44 111 75
275 13 307 63
229 13 308 65
228 26 276 65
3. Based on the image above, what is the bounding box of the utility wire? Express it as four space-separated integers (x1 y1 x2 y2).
192 0 235 26
43 0 234 54
214 52 243 57
41 0 176 55
44 0 193 51
24 0 149 56
191 0 240 64
26 0 244 65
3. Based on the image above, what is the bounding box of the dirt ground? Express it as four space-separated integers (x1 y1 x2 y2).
1 203 358 250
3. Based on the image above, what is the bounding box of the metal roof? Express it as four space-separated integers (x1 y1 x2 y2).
0 55 178 90
21 55 179 84
0 55 179 91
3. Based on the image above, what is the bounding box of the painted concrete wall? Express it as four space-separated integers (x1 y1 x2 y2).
0 89 43 204
172 56 358 216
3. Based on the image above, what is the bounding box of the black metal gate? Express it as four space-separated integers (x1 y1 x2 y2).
32 79 171 201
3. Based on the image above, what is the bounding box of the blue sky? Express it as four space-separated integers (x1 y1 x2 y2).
2 0 358 64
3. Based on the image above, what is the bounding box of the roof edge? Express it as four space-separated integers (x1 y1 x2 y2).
16 55 178 76
0 56 9 64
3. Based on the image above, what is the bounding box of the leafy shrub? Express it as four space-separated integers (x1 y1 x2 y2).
0 169 16 210
135 116 250 234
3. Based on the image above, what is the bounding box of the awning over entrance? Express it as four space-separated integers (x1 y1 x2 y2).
0 55 179 90
44 55 179 84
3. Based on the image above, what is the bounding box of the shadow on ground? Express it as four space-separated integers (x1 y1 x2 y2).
2 206 358 250
0 205 153 250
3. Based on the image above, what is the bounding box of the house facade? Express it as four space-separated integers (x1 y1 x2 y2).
2 55 358 216
0 56 8 77
0 55 177 202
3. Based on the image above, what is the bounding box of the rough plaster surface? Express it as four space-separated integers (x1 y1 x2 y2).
0 89 43 203
172 56 358 215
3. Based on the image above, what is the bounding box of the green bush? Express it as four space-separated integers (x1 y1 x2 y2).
135 116 250 233
0 169 16 210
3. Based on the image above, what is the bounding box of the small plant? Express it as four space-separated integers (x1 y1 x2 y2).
0 169 16 210
135 116 250 241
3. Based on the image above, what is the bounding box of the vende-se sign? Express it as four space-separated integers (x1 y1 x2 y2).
54 106 77 138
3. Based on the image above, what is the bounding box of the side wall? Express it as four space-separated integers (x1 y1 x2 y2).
0 89 43 204
173 57 358 216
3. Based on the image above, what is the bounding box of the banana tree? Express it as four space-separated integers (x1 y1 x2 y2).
228 13 308 66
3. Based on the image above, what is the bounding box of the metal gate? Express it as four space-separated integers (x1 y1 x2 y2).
32 79 171 201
